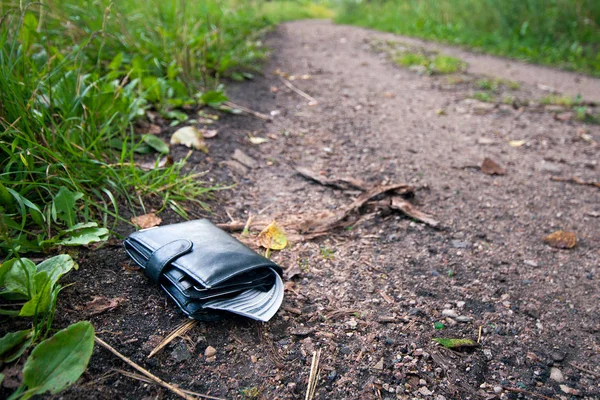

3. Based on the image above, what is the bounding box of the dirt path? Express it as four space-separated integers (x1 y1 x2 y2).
44 20 599 400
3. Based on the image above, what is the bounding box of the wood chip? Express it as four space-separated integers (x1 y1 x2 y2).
390 197 439 227
232 149 258 169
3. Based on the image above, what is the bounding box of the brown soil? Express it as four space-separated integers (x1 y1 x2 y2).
3 20 600 400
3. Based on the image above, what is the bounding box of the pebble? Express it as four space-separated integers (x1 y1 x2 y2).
204 345 217 357
451 240 470 249
340 346 352 355
456 301 465 308
537 161 563 175
205 355 216 363
493 386 503 394
347 318 358 329
550 367 564 382
417 386 433 396
373 358 384 370
442 309 458 318
552 351 566 362
170 343 191 363
524 260 538 267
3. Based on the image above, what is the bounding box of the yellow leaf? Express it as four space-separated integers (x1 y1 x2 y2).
257 221 288 250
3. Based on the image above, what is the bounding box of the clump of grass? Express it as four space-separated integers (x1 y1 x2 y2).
335 0 600 77
540 94 583 107
0 0 271 254
472 91 495 102
259 1 334 22
394 48 465 74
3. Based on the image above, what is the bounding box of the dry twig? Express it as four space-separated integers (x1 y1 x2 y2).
95 336 222 400
280 77 318 105
305 349 322 400
148 320 197 358
569 362 600 378
223 101 272 121
551 176 600 188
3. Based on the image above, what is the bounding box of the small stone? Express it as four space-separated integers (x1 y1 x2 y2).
552 351 566 362
205 355 216 363
287 382 297 392
231 149 258 169
347 318 358 329
204 345 217 357
483 348 493 360
417 386 433 396
493 386 502 394
374 358 384 370
419 379 427 386
537 161 563 175
441 309 458 318
435 396 447 400
340 346 352 355
170 343 191 363
550 367 564 382
251 355 258 363
451 240 470 249
456 301 466 308
524 260 538 267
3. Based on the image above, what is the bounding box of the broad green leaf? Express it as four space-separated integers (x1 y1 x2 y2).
22 321 95 397
62 222 99 233
51 187 83 228
36 254 77 287
56 227 109 246
0 258 36 300
0 329 33 363
200 90 228 107
19 13 38 53
0 373 4 385
19 278 53 317
142 134 169 154
433 337 478 349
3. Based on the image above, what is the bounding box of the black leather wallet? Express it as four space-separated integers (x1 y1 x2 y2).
123 219 284 321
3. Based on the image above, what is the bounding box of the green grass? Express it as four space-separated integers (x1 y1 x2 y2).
0 0 273 255
258 0 333 22
335 0 600 77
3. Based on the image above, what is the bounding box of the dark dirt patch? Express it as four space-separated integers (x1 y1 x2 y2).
2 20 600 400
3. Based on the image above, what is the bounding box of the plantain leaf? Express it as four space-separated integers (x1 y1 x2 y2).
142 134 169 154
0 258 36 300
0 329 33 363
21 321 94 398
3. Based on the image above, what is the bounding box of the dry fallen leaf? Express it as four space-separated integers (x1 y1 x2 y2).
508 140 526 147
202 129 218 139
131 213 162 229
170 126 208 152
80 296 125 316
257 221 288 250
249 136 268 145
481 157 506 175
137 156 173 171
543 230 577 249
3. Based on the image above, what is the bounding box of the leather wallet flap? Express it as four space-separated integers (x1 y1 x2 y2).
124 219 281 288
